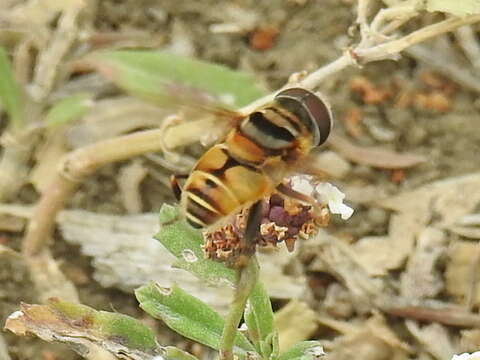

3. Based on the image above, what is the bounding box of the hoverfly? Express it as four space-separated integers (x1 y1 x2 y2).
170 88 333 236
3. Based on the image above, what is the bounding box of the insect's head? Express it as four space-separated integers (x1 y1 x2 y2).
274 88 333 147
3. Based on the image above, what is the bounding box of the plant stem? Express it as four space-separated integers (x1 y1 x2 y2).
219 257 259 360
355 14 480 62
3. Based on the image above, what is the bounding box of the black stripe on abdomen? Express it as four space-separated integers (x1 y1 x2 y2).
249 112 295 142
240 112 296 150
266 106 301 133
210 147 261 178
185 191 221 228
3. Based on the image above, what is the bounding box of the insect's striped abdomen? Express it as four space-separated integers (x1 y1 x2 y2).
239 110 299 151
182 145 271 228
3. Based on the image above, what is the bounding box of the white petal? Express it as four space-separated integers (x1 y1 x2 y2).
333 202 354 220
291 175 314 197
316 182 344 203
452 352 480 360
316 183 353 220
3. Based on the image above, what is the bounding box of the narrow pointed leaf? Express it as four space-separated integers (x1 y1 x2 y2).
135 282 255 356
244 281 275 355
270 331 280 359
278 341 325 360
86 50 265 108
4 299 160 359
50 299 158 351
163 346 199 360
0 47 23 129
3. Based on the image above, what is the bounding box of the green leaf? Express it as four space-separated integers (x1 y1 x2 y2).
45 93 92 127
270 332 280 359
245 281 275 355
278 341 325 360
163 346 199 360
50 299 158 351
86 49 266 108
426 0 480 16
5 299 159 355
156 204 236 285
260 331 279 360
0 47 23 129
135 282 255 356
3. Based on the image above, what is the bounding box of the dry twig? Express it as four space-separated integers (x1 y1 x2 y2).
384 303 480 328
455 25 480 69
242 13 480 114
327 133 427 169
406 45 480 94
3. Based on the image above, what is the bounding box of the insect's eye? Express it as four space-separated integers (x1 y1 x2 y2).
275 88 333 146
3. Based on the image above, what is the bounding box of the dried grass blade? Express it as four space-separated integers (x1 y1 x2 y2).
328 133 427 169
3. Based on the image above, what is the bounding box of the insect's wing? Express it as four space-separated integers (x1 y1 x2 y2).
162 82 237 115
161 82 247 147
85 49 262 129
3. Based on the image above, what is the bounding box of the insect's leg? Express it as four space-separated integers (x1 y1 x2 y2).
170 174 188 201
276 183 320 209
159 114 184 164
243 200 264 244
235 200 264 267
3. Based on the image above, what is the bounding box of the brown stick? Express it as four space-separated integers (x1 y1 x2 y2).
385 305 480 328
